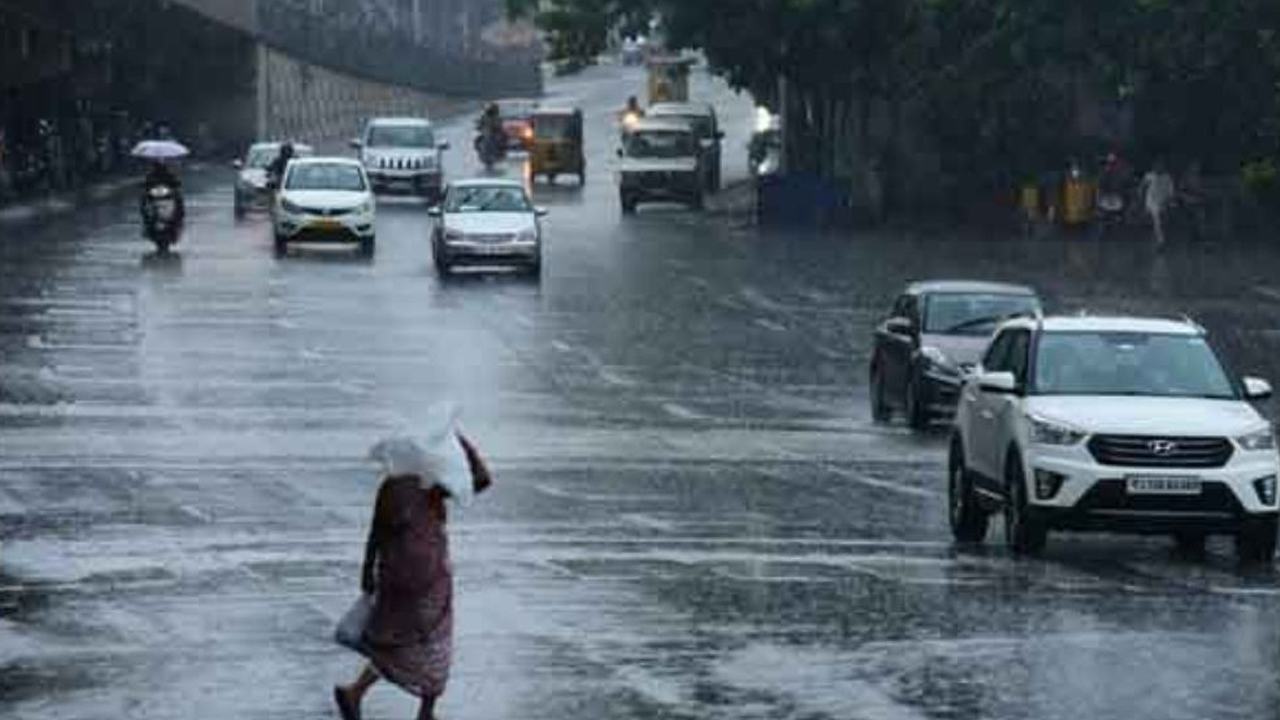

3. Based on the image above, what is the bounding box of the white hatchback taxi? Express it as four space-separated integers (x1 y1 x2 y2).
273 158 376 257
949 315 1279 562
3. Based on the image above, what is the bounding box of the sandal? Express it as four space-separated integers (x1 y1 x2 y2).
333 686 361 720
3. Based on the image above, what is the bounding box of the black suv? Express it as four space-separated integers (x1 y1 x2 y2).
870 280 1041 429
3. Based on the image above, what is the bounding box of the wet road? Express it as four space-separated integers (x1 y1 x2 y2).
3 62 1280 720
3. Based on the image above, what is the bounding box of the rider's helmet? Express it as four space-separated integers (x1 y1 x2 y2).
280 142 295 160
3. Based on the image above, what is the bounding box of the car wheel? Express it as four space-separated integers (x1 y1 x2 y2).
525 257 542 279
691 192 705 210
435 255 452 278
621 193 637 214
234 198 245 219
359 236 375 257
949 441 990 543
870 363 891 423
273 233 288 257
905 374 930 431
1235 517 1278 564
1004 455 1047 555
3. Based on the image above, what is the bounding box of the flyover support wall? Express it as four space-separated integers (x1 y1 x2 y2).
256 46 476 147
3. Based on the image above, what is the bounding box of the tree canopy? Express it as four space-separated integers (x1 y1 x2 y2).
510 0 1280 208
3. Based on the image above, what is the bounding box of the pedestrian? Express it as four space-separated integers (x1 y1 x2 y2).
334 425 494 720
1140 159 1176 247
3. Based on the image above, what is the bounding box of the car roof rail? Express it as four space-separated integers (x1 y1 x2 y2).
1180 314 1206 334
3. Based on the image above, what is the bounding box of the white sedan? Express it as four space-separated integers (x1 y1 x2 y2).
429 179 545 277
273 158 376 257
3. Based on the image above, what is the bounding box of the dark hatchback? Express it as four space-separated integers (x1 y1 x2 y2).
870 280 1041 429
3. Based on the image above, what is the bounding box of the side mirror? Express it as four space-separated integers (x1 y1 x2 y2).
716 131 726 140
535 206 548 217
978 371 1018 394
349 138 363 150
438 141 451 151
700 138 716 149
426 207 442 218
232 159 243 170
885 317 913 336
616 148 624 158
1244 376 1273 400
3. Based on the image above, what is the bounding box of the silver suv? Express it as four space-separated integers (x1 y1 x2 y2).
351 117 450 201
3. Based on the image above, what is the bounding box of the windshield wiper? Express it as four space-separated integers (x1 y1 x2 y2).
941 315 1006 334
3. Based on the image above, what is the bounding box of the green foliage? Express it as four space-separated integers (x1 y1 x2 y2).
512 0 1280 194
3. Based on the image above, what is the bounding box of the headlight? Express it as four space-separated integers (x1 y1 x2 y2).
517 228 538 243
444 228 465 241
357 200 374 214
1027 414 1087 446
920 346 960 377
1237 426 1276 451
280 198 304 214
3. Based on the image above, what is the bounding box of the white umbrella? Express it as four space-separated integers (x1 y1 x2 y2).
368 403 475 504
131 140 190 160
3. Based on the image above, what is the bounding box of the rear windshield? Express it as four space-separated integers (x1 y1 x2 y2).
653 113 712 137
498 101 538 119
285 164 367 192
367 124 435 148
535 115 577 139
624 130 696 159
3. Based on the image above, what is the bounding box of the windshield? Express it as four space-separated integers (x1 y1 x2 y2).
1033 332 1237 399
246 147 277 169
924 293 1040 335
653 113 711 137
367 124 435 148
624 130 696 159
444 185 532 213
285 164 366 192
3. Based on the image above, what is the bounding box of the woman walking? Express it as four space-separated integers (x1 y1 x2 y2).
335 431 493 720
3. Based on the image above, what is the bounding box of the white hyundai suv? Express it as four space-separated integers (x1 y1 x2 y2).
949 315 1279 562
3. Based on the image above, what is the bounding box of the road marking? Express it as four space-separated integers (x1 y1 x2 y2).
754 317 788 332
661 402 706 421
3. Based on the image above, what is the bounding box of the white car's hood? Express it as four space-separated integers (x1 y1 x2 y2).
444 212 535 235
921 333 990 367
621 157 698 173
239 168 268 188
1024 395 1265 436
281 189 368 209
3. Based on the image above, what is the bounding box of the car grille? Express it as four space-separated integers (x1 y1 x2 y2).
298 206 353 217
379 157 428 170
469 233 515 244
1087 435 1234 469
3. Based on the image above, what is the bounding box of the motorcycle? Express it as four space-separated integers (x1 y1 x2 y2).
142 184 183 252
474 129 506 172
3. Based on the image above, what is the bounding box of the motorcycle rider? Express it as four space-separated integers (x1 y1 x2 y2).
621 95 644 130
475 103 505 167
141 159 185 225
266 142 295 190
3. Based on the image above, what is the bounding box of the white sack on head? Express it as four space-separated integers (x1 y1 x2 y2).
368 403 474 504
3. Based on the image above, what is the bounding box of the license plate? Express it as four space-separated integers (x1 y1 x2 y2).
311 218 343 230
1126 476 1202 495
474 244 508 256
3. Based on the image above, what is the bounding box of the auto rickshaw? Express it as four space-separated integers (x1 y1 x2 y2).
646 55 695 104
529 107 585 185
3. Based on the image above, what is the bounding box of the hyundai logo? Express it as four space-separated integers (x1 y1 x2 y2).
1148 440 1179 456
